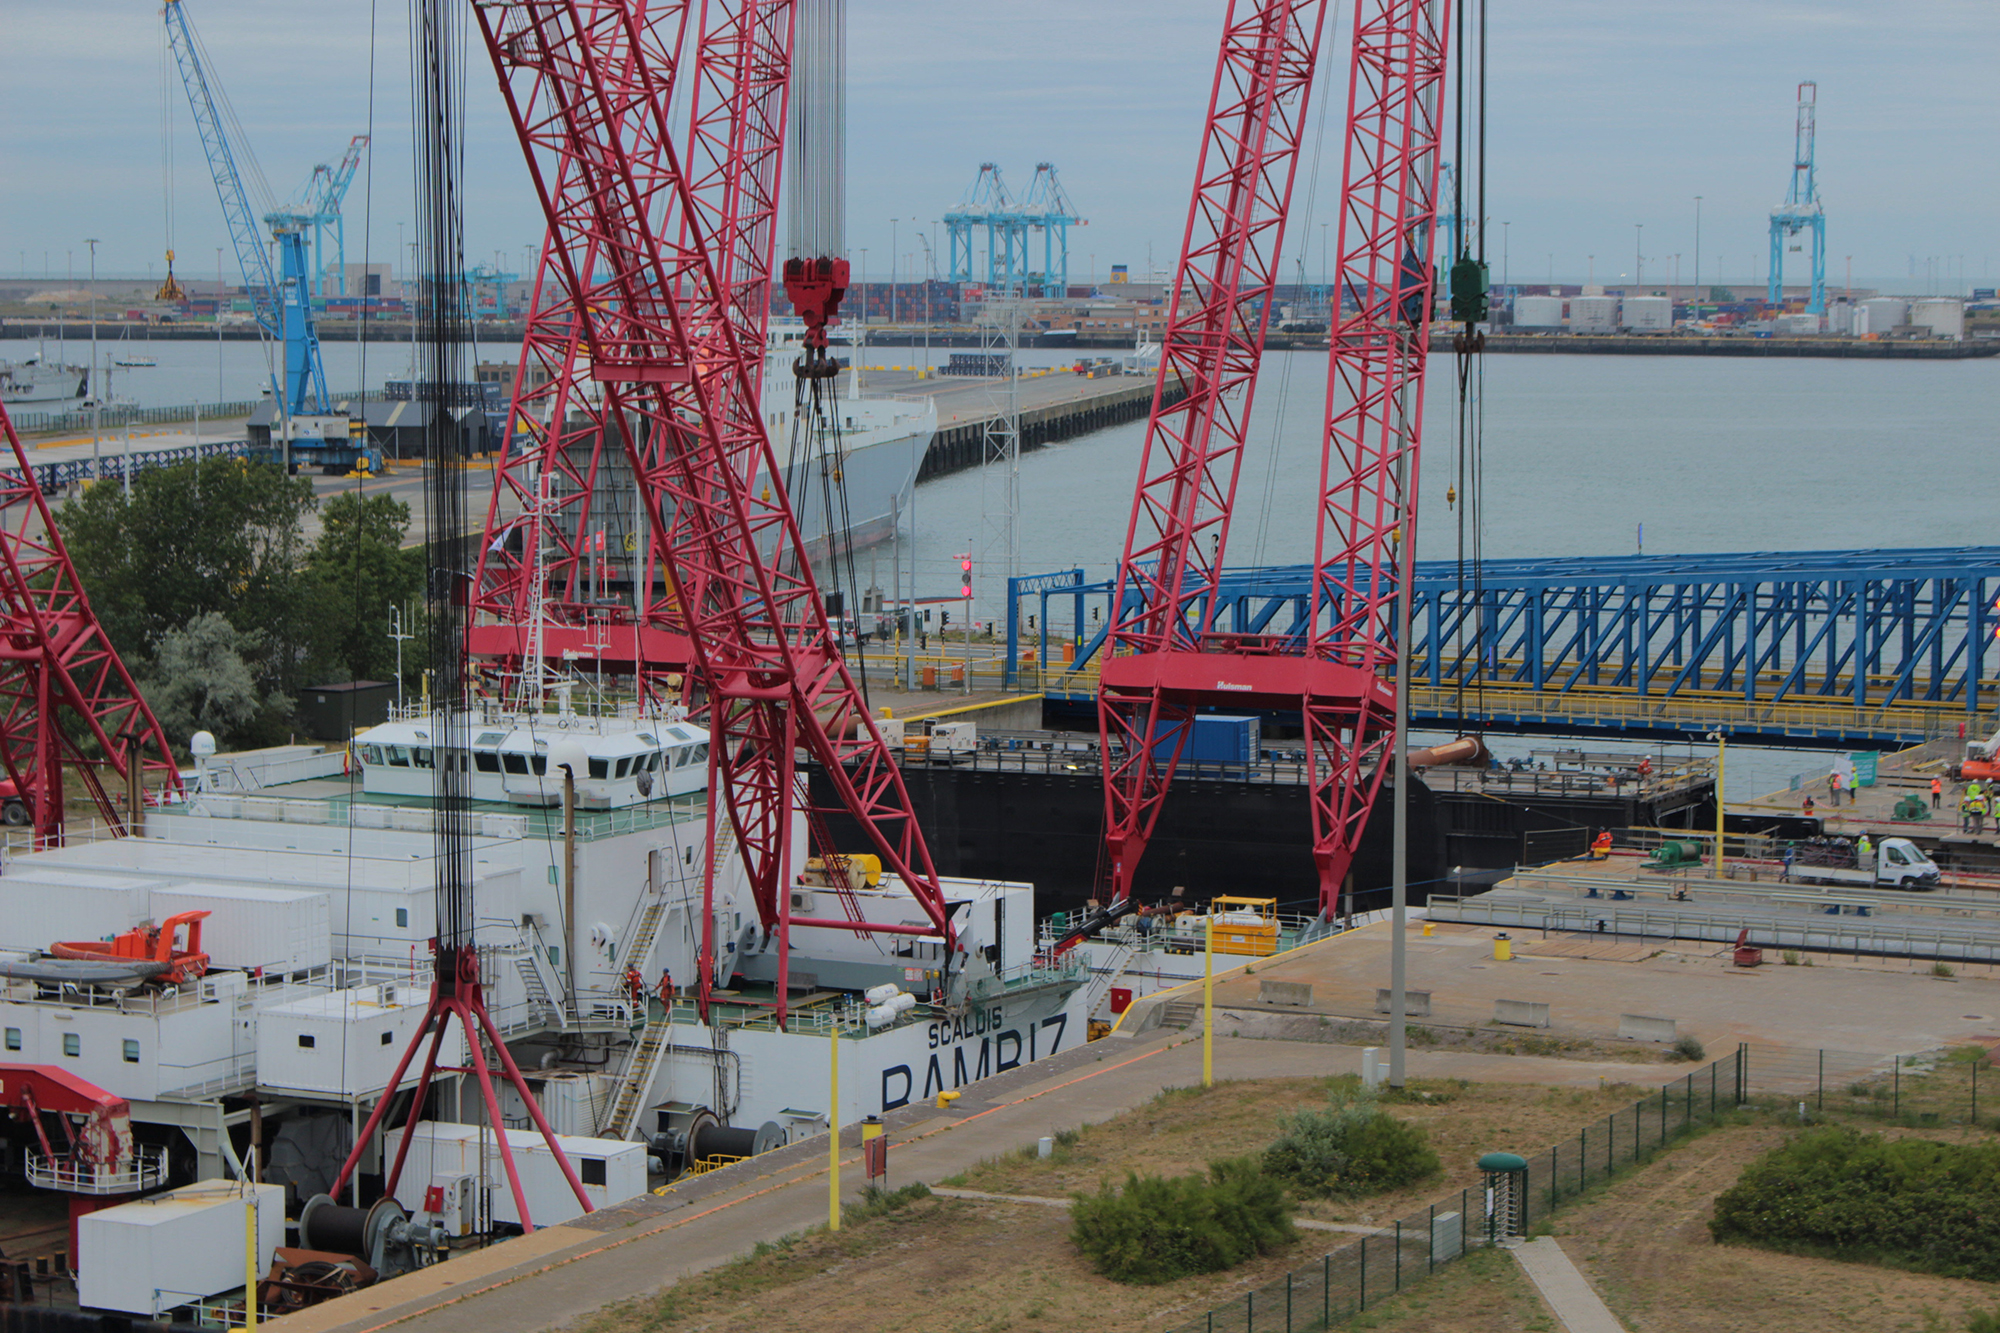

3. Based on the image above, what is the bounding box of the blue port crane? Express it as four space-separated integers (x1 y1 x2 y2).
1767 80 1826 315
944 162 1085 297
1017 163 1083 298
163 0 330 417
280 135 371 298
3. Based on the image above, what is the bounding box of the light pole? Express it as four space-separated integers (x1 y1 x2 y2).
1707 730 1727 873
1693 196 1702 299
1500 221 1509 289
86 238 100 465
1634 224 1643 287
857 247 868 381
217 247 225 404
889 220 897 325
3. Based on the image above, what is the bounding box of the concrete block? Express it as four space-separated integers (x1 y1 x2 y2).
1259 979 1313 1006
1618 1013 1678 1043
1361 1046 1384 1087
1375 988 1433 1017
1493 999 1551 1029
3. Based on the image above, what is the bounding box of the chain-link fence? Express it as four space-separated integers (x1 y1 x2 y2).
1744 1042 1994 1126
1169 1049 1746 1333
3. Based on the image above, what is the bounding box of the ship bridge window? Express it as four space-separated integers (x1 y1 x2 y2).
413 748 435 769
474 751 500 773
531 754 547 776
502 752 530 775
588 758 609 780
386 746 411 768
359 744 383 766
62 1033 79 1057
615 757 632 778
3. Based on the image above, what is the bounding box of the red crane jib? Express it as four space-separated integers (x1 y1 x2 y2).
781 255 848 349
0 1064 136 1172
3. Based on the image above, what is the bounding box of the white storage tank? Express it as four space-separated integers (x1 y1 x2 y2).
1909 298 1965 340
1859 297 1907 335
151 882 333 976
1512 294 1563 328
1569 296 1618 332
1775 312 1823 335
1620 296 1672 331
383 1121 649 1227
78 1180 285 1317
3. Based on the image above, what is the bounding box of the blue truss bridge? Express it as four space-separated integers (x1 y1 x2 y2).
1006 548 2000 747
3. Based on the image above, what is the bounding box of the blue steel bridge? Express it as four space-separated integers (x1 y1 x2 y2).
1005 548 2000 747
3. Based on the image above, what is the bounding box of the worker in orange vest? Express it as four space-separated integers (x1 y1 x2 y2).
623 965 646 1010
1933 776 1945 811
657 966 674 1006
1591 829 1614 860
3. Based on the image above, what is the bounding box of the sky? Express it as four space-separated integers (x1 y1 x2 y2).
2 0 1994 295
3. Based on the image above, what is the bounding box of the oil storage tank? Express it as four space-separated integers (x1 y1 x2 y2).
1858 297 1906 335
1568 295 1618 333
1512 294 1564 328
1619 296 1671 331
1909 298 1964 340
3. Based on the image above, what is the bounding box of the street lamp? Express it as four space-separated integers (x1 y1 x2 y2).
1500 221 1510 289
1706 729 1727 874
889 219 898 325
1693 195 1702 298
1634 224 1643 287
85 237 100 465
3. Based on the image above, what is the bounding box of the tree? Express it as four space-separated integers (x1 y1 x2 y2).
58 458 316 689
140 612 280 751
299 492 424 685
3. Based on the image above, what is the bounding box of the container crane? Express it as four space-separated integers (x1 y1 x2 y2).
283 134 371 298
1097 0 1453 922
945 163 1026 293
475 0 963 1033
1767 81 1826 315
164 0 376 474
1018 163 1084 298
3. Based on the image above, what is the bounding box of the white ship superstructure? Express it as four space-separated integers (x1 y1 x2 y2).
0 703 1086 1318
0 356 89 405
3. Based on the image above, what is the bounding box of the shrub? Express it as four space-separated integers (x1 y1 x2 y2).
1933 961 1957 978
1672 1035 1707 1063
1070 1157 1293 1284
1781 949 1801 966
1262 1087 1439 1198
1710 1126 2000 1281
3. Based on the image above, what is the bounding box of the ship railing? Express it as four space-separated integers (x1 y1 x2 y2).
160 1051 258 1101
26 1145 169 1195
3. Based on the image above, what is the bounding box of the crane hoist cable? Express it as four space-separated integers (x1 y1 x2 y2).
1447 0 1489 726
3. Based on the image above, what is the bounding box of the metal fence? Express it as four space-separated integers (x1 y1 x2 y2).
1168 1049 1746 1333
1745 1042 1994 1126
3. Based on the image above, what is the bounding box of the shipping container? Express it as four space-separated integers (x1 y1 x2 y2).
1909 298 1965 340
151 883 332 975
0 873 161 954
1153 714 1260 767
78 1181 285 1317
1512 295 1563 327
1619 296 1672 331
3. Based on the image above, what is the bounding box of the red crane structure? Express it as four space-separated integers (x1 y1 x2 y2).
475 0 958 1029
1098 0 1452 916
0 403 181 848
469 0 797 705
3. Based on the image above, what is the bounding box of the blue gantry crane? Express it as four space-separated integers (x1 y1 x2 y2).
945 162 1083 297
1767 81 1826 315
282 135 371 298
164 0 376 473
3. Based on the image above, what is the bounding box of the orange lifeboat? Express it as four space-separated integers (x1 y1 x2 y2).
50 910 211 986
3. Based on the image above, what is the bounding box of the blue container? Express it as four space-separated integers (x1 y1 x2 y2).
1153 714 1260 767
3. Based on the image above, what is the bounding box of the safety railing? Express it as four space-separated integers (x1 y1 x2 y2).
1168 1050 1745 1333
26 1144 169 1195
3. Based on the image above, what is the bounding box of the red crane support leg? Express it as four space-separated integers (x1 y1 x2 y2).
1096 0 1328 901
476 0 957 1030
0 402 181 845
1307 0 1451 915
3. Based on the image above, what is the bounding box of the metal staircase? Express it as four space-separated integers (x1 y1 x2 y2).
1083 929 1143 1018
600 817 736 1141
513 938 564 1032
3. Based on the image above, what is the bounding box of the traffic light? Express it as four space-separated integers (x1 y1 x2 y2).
958 553 973 599
941 610 951 628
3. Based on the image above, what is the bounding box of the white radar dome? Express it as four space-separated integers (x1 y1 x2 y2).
189 731 217 757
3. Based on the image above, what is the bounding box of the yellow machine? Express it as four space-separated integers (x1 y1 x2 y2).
1204 895 1280 956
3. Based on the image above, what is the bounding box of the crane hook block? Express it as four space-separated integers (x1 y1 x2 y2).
1449 257 1490 324
782 255 850 354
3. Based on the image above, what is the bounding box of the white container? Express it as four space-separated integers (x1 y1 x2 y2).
1776 312 1823 335
1619 296 1671 331
1512 295 1563 327
1569 296 1618 332
152 883 333 975
78 1180 284 1317
1860 297 1907 335
1910 298 1964 340
383 1121 648 1227
256 983 446 1097
0 873 160 954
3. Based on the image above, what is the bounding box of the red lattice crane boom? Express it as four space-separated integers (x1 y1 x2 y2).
1097 0 1331 897
0 402 181 847
474 0 957 1027
1099 0 1451 916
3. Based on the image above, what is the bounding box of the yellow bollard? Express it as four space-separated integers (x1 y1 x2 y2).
1493 933 1512 962
1421 921 1435 938
934 1089 960 1111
